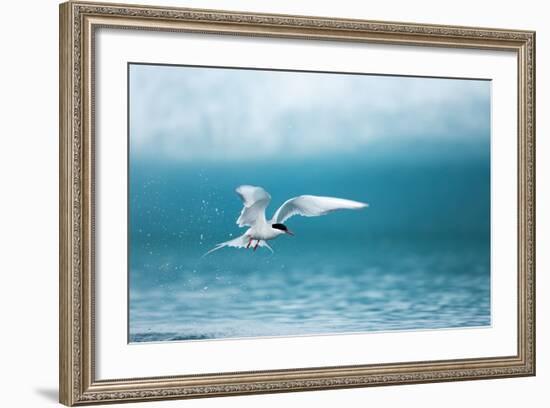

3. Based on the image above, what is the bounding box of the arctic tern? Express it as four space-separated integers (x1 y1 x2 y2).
203 185 368 256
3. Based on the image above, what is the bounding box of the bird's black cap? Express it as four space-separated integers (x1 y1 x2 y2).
271 223 288 231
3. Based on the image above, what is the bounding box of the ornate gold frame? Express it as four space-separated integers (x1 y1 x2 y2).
59 1 536 405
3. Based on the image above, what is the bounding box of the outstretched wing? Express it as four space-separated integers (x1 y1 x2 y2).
235 185 271 227
272 195 368 224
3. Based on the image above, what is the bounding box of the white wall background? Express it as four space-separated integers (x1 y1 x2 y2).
0 0 546 407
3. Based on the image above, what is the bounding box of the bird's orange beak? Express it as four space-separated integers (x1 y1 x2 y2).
286 230 294 236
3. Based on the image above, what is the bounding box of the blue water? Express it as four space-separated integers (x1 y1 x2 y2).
128 151 491 342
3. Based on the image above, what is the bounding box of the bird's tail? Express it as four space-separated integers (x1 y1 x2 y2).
202 235 246 258
201 234 273 258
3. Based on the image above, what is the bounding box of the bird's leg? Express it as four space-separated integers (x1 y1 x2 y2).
253 241 260 251
246 237 252 249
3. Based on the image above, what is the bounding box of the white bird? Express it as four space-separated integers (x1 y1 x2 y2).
203 185 368 256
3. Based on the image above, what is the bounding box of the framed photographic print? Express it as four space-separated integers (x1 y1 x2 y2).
59 1 536 405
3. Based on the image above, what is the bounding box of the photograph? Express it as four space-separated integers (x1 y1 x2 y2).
128 64 492 343
56 2 536 405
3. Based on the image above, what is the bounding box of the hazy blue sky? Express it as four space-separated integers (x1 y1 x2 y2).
129 64 490 163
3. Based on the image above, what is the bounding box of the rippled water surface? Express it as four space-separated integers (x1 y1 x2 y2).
129 239 490 342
